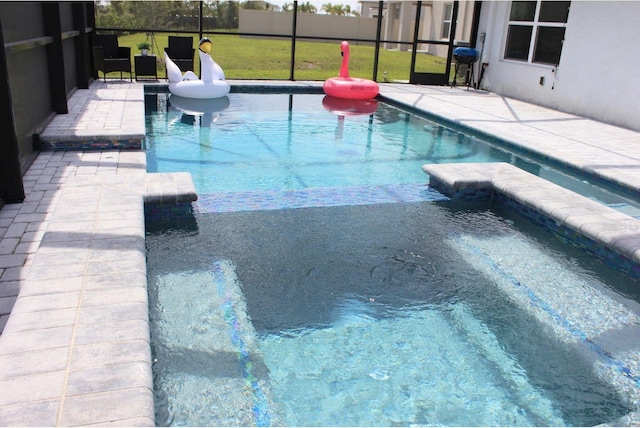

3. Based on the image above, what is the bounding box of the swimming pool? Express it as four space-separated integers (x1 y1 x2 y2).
145 91 640 426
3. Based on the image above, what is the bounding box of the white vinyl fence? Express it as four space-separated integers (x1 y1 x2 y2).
239 9 383 46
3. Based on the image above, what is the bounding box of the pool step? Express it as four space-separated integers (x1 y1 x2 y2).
447 303 564 426
449 233 640 347
150 261 281 426
258 304 549 426
447 233 640 416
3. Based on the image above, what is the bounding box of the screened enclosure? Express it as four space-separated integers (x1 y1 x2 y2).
94 0 481 84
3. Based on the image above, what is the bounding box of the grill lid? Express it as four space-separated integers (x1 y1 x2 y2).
453 47 479 64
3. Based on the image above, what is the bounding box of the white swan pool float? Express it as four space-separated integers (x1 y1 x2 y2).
165 38 230 99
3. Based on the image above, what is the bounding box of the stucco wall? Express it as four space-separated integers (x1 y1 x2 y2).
477 1 640 132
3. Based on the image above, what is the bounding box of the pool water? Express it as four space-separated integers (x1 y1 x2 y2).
146 201 640 427
145 91 640 426
146 93 501 193
144 92 640 216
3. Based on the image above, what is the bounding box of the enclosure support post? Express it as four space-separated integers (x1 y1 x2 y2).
73 2 90 89
199 1 203 43
409 1 422 78
42 2 68 114
372 1 383 82
289 1 298 81
445 1 460 85
0 19 25 203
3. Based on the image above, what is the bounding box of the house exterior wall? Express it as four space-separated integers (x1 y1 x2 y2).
360 1 476 56
477 1 640 132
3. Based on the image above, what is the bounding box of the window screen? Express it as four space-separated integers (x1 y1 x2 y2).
539 1 570 23
509 1 536 21
505 1 570 65
533 26 566 64
505 25 533 61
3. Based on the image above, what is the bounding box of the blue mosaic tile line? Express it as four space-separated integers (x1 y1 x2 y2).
40 138 143 151
212 260 273 426
195 183 449 214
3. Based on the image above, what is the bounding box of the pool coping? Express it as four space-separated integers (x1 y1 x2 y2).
1 80 640 426
0 158 196 425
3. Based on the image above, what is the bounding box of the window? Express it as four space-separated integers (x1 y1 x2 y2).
441 3 453 39
504 1 570 65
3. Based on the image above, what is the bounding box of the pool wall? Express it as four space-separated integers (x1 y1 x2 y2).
143 172 198 222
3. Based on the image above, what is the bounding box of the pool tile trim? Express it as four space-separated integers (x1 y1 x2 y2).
192 183 449 214
39 138 144 151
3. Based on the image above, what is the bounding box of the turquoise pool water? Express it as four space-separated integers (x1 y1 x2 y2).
145 92 640 426
146 93 500 193
146 202 640 426
145 92 640 216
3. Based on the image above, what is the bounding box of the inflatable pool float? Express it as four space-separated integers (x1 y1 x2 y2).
165 38 230 99
323 41 379 100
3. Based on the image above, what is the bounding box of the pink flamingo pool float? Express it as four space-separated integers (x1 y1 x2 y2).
323 41 379 100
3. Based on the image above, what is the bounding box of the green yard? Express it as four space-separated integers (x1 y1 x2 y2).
116 32 449 82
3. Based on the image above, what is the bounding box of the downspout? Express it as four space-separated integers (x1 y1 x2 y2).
477 0 496 90
469 1 483 88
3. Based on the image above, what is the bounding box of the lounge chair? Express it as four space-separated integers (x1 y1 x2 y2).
92 34 132 82
164 36 195 72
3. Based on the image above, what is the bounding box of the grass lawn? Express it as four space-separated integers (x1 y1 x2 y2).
116 32 449 82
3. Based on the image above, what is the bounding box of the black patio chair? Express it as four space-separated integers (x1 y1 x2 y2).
92 34 132 82
164 36 195 72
